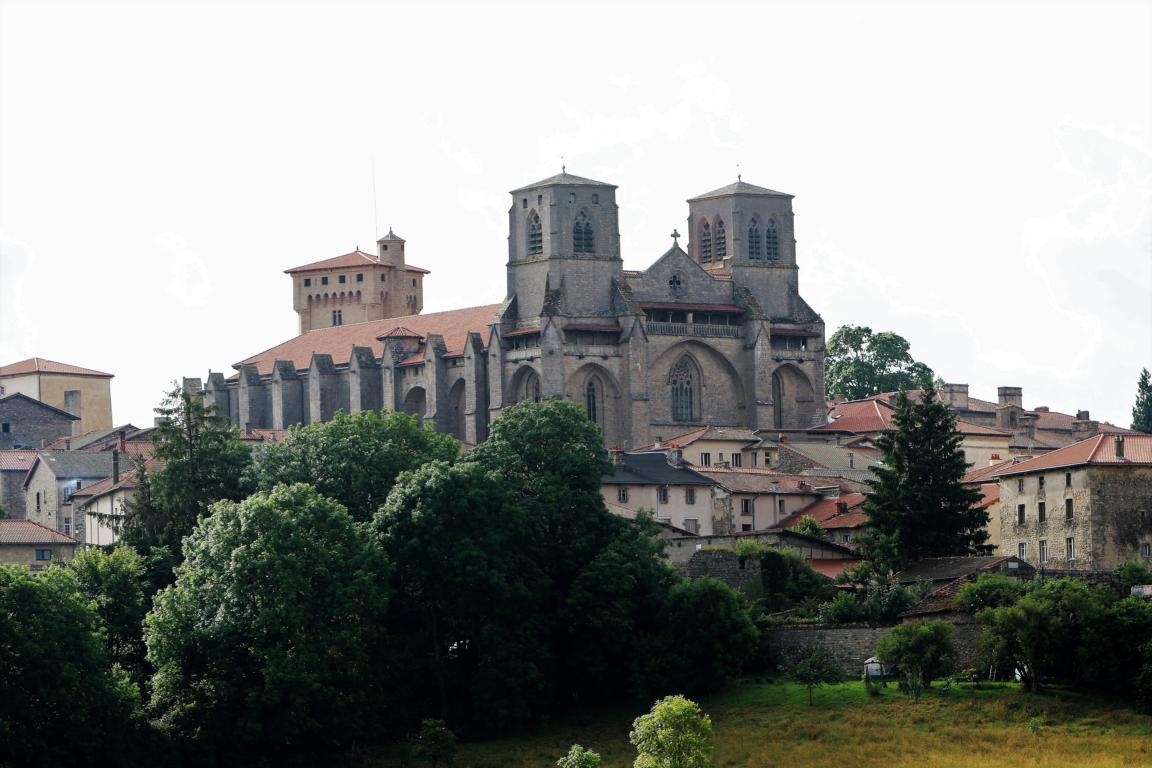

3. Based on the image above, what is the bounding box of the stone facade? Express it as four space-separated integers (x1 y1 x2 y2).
198 173 827 450
0 358 113 434
0 393 78 450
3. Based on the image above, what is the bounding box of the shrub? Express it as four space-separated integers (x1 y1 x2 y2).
817 591 864 623
955 573 1030 613
556 744 601 768
876 620 955 701
785 646 843 705
411 719 457 767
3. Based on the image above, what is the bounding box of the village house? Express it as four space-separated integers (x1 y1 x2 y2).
0 519 79 571
0 393 79 450
994 433 1152 572
637 426 772 469
22 451 119 539
775 492 870 547
694 467 850 532
0 358 114 435
601 450 719 534
0 450 37 519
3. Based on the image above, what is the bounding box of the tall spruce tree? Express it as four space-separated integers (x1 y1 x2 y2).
1133 368 1152 434
857 387 985 574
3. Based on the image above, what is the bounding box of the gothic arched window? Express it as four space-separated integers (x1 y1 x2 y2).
748 219 762 260
573 213 594 253
698 220 712 263
668 356 700 423
714 218 727 260
766 218 780 260
585 377 600 423
527 210 543 256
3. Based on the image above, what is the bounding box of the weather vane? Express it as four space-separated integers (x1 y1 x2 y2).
737 162 741 182
561 154 566 173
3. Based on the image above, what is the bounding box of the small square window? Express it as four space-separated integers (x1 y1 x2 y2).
741 524 752 532
338 275 346 284
683 518 699 535
303 278 311 287
35 549 51 561
568 193 576 204
700 452 711 466
741 499 754 516
356 273 364 282
730 454 742 467
321 276 329 286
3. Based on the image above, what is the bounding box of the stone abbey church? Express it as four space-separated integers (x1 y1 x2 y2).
195 172 827 448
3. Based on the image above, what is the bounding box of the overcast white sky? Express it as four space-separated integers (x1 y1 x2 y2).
1 0 1149 428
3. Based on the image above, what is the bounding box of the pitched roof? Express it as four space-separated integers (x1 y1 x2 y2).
73 458 160 506
0 392 80 420
962 459 1017 484
636 426 760 451
806 558 861 580
816 397 1011 437
777 492 869 531
510 171 616 192
23 451 117 488
284 249 430 275
603 452 718 486
777 442 883 472
688 180 792 201
0 357 113 378
893 555 1033 584
994 433 1152 476
694 468 838 494
44 424 142 451
237 304 501 376
0 519 78 545
0 450 37 472
974 483 1000 511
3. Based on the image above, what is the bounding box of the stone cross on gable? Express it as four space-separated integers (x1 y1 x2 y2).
671 229 680 245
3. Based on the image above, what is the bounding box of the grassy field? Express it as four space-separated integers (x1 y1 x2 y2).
379 681 1152 768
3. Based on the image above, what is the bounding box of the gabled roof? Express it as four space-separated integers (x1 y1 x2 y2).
694 468 838 495
44 424 142 451
511 172 616 192
636 426 761 451
237 304 501 376
284 249 430 275
994 433 1152 477
23 451 117 488
603 452 718 487
0 357 113 378
0 450 37 472
0 519 78 545
777 492 869 531
962 459 1017 484
817 397 1012 437
688 179 792 201
777 442 883 472
73 458 160 507
0 392 80 420
893 555 1033 584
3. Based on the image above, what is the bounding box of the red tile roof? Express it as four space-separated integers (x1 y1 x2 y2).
817 397 1011 437
994 433 1152 476
238 304 500 376
974 483 1000 510
284 250 429 274
637 426 761 451
695 468 840 494
806 558 860 580
0 357 113 378
962 459 1017 484
778 493 870 531
0 519 78 545
0 450 37 471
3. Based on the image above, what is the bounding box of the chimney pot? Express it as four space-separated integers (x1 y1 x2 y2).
1115 435 1126 459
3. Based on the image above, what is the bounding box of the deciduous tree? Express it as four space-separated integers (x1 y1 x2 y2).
876 620 955 701
824 325 935 401
630 695 714 768
783 645 842 706
71 545 149 684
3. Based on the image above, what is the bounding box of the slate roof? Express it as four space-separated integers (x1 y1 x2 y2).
44 424 143 451
688 180 792 201
23 451 117 488
0 519 78 545
511 172 616 192
892 555 1033 585
0 393 79 420
777 442 884 472
284 249 430 274
237 304 501 376
993 433 1152 476
603 452 718 486
695 468 838 494
0 357 113 378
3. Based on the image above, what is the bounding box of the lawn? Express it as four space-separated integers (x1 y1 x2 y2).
378 681 1152 768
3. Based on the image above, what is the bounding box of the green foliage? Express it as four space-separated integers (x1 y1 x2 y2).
876 620 955 701
1114 558 1152 591
733 538 767 557
0 564 140 766
1132 367 1152 433
146 484 389 754
122 385 250 586
71 545 149 684
244 409 459 521
816 582 926 625
791 514 830 542
371 460 549 729
557 744 602 768
630 695 714 768
824 325 935 401
0 502 6 519
817 591 863 624
784 645 842 705
758 548 836 613
646 577 759 696
955 573 1032 614
856 387 986 574
411 719 457 767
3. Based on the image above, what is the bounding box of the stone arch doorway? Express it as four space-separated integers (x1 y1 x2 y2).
772 364 816 429
402 386 427 426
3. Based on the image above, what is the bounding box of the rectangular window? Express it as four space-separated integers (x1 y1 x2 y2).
741 499 754 516
321 276 329 285
1039 476 1046 490
1065 472 1073 487
1017 504 1026 525
338 274 347 284
778 498 786 517
35 549 51 561
303 278 311 287
63 518 71 536
741 523 752 532
332 310 343 326
750 452 758 467
730 453 742 468
617 487 628 503
718 453 725 463
381 273 387 282
356 273 364 282
1066 537 1075 560
1018 542 1028 560
412 278 417 287
35 492 41 513
685 488 696 505
699 452 711 466
1 423 8 433
1018 478 1025 492
1039 540 1049 563
658 487 669 504
1066 498 1074 519
1142 542 1151 558
683 518 699 534
1038 502 1046 522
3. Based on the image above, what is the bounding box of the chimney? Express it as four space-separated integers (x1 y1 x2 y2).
112 449 120 484
847 451 855 469
1073 415 1100 438
117 429 127 453
1115 435 1126 459
666 448 683 468
997 387 1023 409
1076 410 1090 421
941 383 970 410
244 422 253 437
610 446 626 466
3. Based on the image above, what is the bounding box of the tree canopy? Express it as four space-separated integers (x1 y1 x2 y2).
245 409 460 521
825 325 935 401
1133 367 1152 433
857 387 985 573
876 620 955 700
630 695 714 768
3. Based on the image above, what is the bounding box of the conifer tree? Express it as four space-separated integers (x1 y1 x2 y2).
857 387 985 574
1132 368 1152 434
